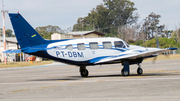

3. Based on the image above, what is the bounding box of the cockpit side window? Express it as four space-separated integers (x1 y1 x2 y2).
103 41 112 49
66 44 73 50
114 41 125 48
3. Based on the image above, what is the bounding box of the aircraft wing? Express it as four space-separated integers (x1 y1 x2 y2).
93 47 178 64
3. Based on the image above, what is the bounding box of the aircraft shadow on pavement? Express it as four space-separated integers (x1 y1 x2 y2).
29 72 180 81
69 72 180 78
29 78 81 81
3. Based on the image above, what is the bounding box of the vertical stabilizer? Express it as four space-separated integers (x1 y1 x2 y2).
9 13 46 48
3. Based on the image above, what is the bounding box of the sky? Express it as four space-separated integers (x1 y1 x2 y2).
0 0 180 32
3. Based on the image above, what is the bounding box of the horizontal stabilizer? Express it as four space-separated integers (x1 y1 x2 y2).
4 44 56 54
23 46 56 53
3 49 22 53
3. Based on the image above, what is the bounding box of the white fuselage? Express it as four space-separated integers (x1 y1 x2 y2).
47 38 127 61
46 37 158 64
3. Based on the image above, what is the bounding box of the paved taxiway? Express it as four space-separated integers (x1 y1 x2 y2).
0 59 180 101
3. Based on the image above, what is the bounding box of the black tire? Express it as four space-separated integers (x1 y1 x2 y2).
137 68 143 75
121 68 129 76
80 69 89 77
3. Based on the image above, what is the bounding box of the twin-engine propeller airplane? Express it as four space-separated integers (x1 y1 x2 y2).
4 13 178 77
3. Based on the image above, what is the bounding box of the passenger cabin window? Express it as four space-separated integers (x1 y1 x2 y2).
103 41 112 49
114 41 125 48
66 44 73 50
89 42 99 50
77 43 85 50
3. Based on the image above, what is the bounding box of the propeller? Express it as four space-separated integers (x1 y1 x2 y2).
155 37 159 48
152 55 157 64
152 37 160 64
152 30 170 64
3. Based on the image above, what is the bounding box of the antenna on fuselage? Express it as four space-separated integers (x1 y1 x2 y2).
81 34 84 39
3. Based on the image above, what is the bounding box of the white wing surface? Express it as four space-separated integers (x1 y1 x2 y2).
94 47 177 64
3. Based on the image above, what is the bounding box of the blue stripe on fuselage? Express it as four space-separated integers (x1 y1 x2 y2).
89 54 128 63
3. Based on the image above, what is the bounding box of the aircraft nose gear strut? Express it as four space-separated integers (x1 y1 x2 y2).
80 66 89 77
137 64 143 75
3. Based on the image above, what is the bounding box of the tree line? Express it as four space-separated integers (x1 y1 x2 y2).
73 0 138 36
0 25 72 39
73 0 166 39
72 0 180 49
0 28 15 37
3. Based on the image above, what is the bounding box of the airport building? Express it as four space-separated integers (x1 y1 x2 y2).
0 37 18 62
51 31 105 40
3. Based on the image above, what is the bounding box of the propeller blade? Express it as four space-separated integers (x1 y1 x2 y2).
156 38 159 48
152 56 157 64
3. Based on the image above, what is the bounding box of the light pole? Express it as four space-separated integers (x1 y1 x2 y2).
1 0 8 64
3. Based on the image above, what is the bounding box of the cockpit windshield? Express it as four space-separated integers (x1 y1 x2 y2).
114 41 124 48
124 42 129 47
114 41 129 48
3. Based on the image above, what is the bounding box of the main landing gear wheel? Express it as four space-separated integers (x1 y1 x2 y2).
137 64 143 75
137 68 143 75
121 68 129 76
80 69 89 77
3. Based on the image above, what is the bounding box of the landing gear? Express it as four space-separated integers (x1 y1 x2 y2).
121 68 130 76
80 66 89 77
121 60 130 76
81 69 89 77
121 61 143 76
137 64 143 75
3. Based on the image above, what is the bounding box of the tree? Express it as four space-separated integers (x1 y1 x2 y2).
145 37 178 48
138 27 147 47
73 4 110 32
73 0 139 36
142 12 163 40
5 29 15 37
0 28 2 37
73 17 86 31
35 25 62 39
103 0 138 26
171 28 180 43
117 25 140 43
163 30 173 38
0 28 15 37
